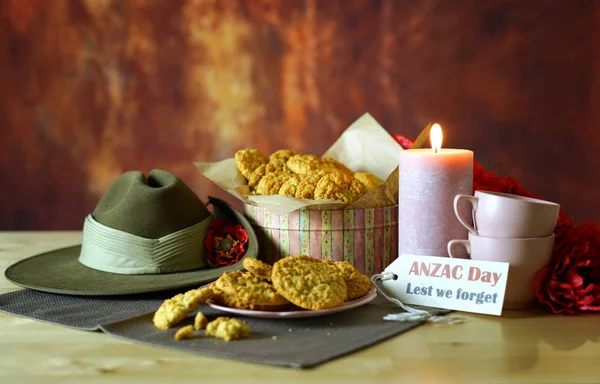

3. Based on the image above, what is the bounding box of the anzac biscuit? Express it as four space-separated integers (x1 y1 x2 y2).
320 157 353 175
278 174 305 197
206 317 250 342
353 172 383 191
286 154 321 175
247 162 286 190
293 174 323 199
214 271 289 310
272 255 348 310
242 257 273 281
174 325 197 340
314 173 367 203
235 149 268 179
153 287 215 330
323 260 371 300
255 172 292 195
269 149 298 164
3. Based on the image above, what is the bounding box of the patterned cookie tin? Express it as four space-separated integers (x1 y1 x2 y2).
243 204 399 276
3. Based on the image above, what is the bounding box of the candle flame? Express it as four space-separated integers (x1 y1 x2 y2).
430 123 443 153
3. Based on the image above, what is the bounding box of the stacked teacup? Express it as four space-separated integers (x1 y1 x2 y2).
447 191 560 309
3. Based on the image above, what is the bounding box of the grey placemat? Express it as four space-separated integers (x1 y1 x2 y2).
101 296 445 369
0 289 166 330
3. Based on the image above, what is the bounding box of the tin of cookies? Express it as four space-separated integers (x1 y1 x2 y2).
255 172 292 195
353 172 383 191
313 172 367 203
242 257 273 281
272 255 348 310
213 271 289 310
323 260 371 300
235 149 268 179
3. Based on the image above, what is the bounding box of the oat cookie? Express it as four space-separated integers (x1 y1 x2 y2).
320 157 353 175
323 260 371 300
235 149 268 179
278 174 305 197
286 154 321 175
255 172 292 195
269 149 298 164
247 163 286 190
206 317 250 342
272 255 348 310
313 172 367 203
353 172 383 191
242 257 273 280
293 173 324 199
153 287 214 330
174 325 196 340
214 271 289 309
194 312 209 330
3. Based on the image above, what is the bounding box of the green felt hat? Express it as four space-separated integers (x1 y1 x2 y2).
5 170 258 296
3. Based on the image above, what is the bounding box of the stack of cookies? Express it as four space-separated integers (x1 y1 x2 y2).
235 148 383 203
214 255 372 311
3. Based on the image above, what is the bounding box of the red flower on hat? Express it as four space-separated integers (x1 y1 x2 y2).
205 219 248 267
392 133 600 314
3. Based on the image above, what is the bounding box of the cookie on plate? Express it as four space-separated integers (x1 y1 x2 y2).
213 271 289 310
323 260 371 300
272 255 347 310
242 258 273 281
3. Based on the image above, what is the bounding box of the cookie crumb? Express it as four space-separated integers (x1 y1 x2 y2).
174 325 196 341
194 312 208 330
206 317 250 342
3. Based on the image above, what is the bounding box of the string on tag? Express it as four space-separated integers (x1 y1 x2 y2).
370 272 466 324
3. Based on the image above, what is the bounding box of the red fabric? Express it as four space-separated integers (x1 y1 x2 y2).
392 133 600 314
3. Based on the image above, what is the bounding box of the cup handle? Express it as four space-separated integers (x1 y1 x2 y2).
447 239 471 259
454 194 478 235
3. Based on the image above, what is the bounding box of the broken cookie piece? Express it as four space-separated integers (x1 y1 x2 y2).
152 287 215 330
174 325 197 341
206 317 250 342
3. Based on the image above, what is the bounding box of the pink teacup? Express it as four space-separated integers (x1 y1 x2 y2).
447 233 554 309
454 191 560 238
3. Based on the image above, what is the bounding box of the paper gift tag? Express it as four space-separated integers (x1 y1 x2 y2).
382 254 510 316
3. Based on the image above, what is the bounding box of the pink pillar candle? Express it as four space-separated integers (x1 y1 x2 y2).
398 148 473 257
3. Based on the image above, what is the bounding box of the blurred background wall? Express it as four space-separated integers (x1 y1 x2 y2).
1 0 598 230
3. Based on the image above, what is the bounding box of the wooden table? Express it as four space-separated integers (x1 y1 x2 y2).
1 232 599 383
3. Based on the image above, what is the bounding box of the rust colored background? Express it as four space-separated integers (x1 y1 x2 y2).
1 0 598 230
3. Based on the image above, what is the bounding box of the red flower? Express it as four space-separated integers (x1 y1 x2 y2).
204 219 249 267
534 221 600 314
391 132 600 314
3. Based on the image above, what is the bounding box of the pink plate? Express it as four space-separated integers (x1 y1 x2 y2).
206 286 378 319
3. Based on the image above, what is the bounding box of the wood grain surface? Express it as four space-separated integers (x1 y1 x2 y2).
1 0 599 230
1 232 600 384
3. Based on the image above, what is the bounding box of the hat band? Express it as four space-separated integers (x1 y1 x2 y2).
78 214 213 275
